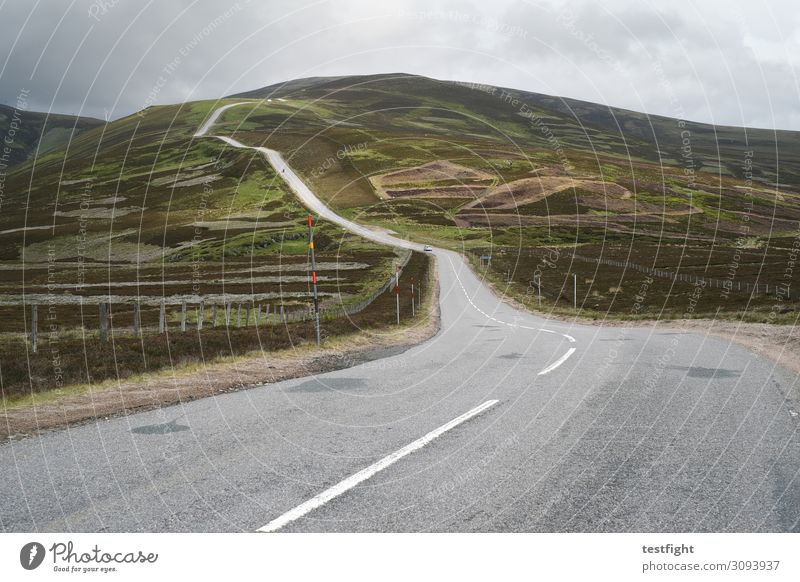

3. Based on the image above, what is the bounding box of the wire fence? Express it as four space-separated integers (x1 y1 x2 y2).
468 248 794 301
24 250 413 352
568 253 792 298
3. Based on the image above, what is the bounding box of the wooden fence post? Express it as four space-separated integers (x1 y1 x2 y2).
159 300 166 334
256 304 262 327
133 302 141 336
31 304 38 353
99 302 108 342
197 300 204 331
245 304 251 328
180 301 187 332
237 304 242 328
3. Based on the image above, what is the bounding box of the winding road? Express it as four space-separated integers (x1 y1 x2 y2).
1 104 798 533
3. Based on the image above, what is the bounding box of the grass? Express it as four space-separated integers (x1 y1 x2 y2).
5 72 800 402
0 96 419 404
217 74 800 320
0 251 433 401
466 244 800 322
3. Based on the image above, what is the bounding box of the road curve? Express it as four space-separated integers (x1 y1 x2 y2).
196 102 423 252
1 105 798 533
197 103 576 371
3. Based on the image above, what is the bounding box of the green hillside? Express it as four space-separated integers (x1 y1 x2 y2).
223 73 800 320
0 103 103 168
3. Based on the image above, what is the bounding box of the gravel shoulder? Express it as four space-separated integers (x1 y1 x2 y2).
475 266 800 385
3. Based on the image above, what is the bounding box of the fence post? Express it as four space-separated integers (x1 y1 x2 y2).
212 304 218 328
159 300 166 334
245 304 251 328
31 304 38 354
225 303 231 327
133 302 141 336
198 300 204 331
256 304 262 327
180 302 187 332
237 304 242 328
99 302 108 342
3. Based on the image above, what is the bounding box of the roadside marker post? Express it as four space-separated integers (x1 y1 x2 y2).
395 264 401 325
573 273 577 310
31 304 38 354
99 302 109 342
133 302 141 336
411 277 415 317
308 215 321 345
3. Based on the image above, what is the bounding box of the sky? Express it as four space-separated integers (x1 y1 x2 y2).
1 0 799 129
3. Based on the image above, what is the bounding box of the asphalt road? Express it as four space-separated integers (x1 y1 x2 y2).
1 106 798 533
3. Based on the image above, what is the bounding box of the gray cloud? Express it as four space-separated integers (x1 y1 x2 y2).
1 0 798 129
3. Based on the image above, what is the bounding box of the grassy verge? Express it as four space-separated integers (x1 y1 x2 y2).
465 251 800 325
1 251 434 409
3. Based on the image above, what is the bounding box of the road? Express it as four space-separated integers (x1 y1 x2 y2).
1 105 798 533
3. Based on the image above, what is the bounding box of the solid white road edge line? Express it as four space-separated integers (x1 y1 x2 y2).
256 399 500 533
537 347 577 376
198 104 577 377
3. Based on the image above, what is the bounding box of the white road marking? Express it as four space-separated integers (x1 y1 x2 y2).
197 104 577 376
257 399 500 533
537 347 577 375
446 256 578 373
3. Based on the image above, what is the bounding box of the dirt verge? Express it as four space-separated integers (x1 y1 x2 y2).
1 261 441 440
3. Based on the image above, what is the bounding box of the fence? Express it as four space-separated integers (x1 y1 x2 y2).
568 253 793 299
25 251 414 350
467 248 794 304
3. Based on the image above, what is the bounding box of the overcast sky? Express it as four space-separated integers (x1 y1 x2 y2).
1 0 798 129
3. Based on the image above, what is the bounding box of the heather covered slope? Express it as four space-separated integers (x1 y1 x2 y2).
0 102 103 167
223 73 800 319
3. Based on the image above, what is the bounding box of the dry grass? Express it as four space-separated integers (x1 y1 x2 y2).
1 253 438 438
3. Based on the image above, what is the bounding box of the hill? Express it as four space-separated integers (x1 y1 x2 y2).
3 72 799 321
221 73 800 319
230 72 800 189
0 103 104 168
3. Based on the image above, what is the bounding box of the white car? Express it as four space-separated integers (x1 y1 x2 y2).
423 245 433 252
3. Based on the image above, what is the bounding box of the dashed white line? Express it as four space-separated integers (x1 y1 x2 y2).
257 399 500 532
447 256 577 373
198 103 577 377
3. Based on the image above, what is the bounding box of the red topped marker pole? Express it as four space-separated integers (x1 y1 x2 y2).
308 215 321 345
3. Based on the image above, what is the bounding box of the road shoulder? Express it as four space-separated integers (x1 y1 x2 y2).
1 264 441 440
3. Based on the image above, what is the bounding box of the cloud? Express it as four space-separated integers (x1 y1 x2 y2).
0 0 798 129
